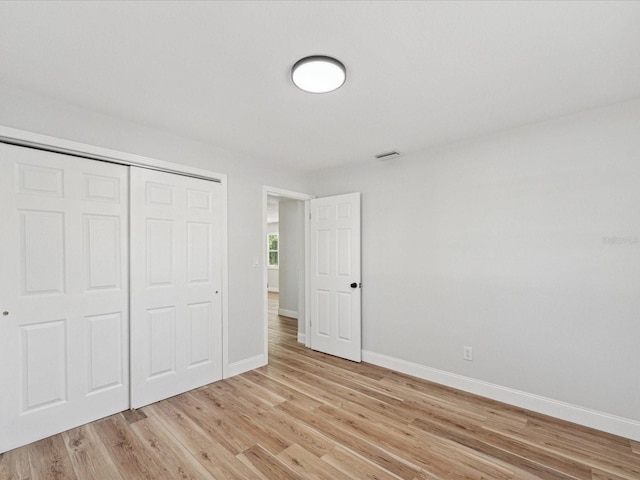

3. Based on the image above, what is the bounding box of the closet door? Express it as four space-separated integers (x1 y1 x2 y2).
130 167 222 408
0 143 129 453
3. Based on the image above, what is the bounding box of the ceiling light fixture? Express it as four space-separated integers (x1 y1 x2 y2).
291 55 346 93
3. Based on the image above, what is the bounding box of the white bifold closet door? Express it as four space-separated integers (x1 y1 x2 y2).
130 167 223 409
0 143 129 453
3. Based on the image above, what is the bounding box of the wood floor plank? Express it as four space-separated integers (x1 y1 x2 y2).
270 349 409 407
165 391 254 455
276 443 352 480
121 409 147 425
410 415 591 479
238 444 304 480
315 403 516 480
193 385 292 455
258 360 351 409
276 400 429 480
129 415 215 480
320 445 407 480
213 379 336 458
242 368 324 410
2 291 639 480
520 420 640 479
62 424 125 480
27 435 77 480
144 401 258 480
591 468 634 480
269 343 390 391
92 414 167 480
225 373 287 408
269 356 417 424
143 400 218 456
0 447 32 480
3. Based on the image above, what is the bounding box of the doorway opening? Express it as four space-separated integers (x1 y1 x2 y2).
263 187 314 361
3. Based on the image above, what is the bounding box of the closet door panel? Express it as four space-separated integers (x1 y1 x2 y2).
130 167 222 408
83 214 122 290
20 209 66 295
0 143 129 454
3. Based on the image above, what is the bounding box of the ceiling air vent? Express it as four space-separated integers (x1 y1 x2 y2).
374 150 402 161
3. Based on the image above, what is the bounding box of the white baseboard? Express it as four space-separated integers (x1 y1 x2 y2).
278 308 298 319
297 333 306 344
362 350 640 442
268 287 279 293
225 353 266 379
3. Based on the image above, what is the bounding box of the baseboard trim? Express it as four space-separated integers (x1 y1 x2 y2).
362 350 640 442
267 287 279 293
297 333 306 344
225 353 266 378
278 308 298 319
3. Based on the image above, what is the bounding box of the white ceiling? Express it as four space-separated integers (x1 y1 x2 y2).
1 1 639 172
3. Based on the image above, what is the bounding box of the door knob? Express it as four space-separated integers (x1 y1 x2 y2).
350 283 358 288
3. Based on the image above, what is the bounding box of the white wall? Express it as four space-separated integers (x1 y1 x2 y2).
278 200 303 319
0 83 311 370
267 222 279 292
4 81 639 439
312 99 640 435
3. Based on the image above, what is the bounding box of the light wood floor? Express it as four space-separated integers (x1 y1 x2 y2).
1 293 639 479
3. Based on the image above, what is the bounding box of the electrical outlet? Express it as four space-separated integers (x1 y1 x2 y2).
463 346 473 361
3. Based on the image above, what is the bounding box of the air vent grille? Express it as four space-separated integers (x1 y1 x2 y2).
374 150 402 161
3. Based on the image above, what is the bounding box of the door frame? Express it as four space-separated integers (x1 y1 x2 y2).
262 186 315 358
0 125 231 377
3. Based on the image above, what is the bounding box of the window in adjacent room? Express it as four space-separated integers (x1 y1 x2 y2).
268 233 279 267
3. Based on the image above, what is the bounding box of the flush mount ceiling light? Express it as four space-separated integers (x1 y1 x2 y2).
291 55 346 93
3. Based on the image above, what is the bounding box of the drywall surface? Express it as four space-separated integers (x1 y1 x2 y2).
267 222 279 292
312 99 640 422
278 200 303 317
0 83 310 366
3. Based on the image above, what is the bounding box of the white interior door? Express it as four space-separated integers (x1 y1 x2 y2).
130 167 222 408
309 193 361 362
0 143 129 453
